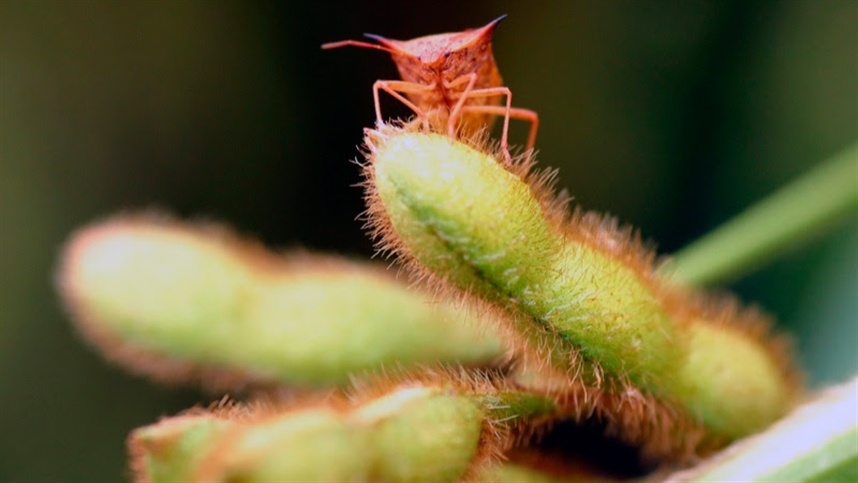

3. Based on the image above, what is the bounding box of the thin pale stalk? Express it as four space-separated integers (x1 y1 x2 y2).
666 142 858 286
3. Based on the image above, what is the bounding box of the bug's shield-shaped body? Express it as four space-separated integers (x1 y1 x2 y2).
368 20 504 141
324 16 538 158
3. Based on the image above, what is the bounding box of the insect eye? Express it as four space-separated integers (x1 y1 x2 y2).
444 51 452 58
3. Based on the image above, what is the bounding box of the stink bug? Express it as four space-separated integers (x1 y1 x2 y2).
323 15 539 158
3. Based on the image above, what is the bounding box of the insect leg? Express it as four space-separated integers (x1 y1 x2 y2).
373 80 435 131
444 73 479 139
455 86 514 160
462 104 539 153
512 107 540 153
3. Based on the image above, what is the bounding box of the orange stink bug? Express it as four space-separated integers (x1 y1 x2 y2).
323 15 539 159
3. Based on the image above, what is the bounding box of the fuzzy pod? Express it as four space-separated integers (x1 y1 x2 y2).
131 382 491 482
364 129 679 391
195 408 370 482
361 125 799 444
352 386 486 481
56 214 504 389
129 413 233 482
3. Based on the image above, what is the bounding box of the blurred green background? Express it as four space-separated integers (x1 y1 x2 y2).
1 0 855 480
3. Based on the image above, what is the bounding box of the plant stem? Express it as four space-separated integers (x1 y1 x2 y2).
666 142 858 286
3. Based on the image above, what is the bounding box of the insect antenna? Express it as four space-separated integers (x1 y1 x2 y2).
321 38 395 53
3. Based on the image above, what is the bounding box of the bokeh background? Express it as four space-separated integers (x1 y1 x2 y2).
1 0 856 480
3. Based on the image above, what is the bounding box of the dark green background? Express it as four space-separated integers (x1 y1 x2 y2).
1 1 856 480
